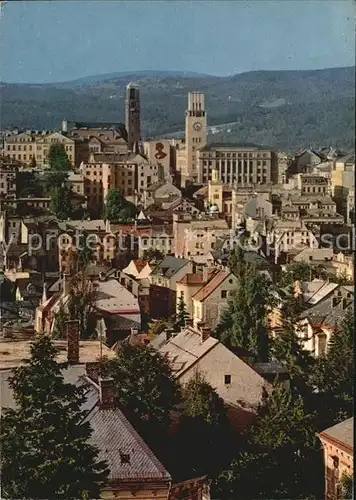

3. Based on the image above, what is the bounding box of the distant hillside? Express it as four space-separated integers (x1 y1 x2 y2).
1 66 354 152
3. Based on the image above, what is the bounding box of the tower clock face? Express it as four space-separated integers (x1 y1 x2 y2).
193 122 203 132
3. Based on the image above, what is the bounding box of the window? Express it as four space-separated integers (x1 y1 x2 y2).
224 375 231 385
221 290 227 299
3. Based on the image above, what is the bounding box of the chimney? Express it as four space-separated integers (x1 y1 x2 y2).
165 328 175 341
197 321 210 342
86 362 100 382
66 320 79 364
99 377 115 409
61 120 68 133
201 326 211 342
202 266 210 282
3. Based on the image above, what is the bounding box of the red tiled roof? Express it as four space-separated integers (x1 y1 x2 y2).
177 273 206 285
177 269 218 286
192 270 231 302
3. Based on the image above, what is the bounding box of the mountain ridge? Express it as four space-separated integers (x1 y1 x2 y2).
1 66 354 152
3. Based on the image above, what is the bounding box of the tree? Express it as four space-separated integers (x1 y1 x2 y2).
75 230 93 272
278 262 319 288
52 299 70 339
215 248 271 361
49 185 73 220
48 143 71 172
67 272 97 339
148 318 170 336
104 343 180 431
0 335 109 499
143 248 164 261
173 372 233 479
212 385 324 499
310 308 354 427
175 295 189 329
340 472 353 500
46 144 72 192
105 188 137 222
29 155 37 169
270 288 314 399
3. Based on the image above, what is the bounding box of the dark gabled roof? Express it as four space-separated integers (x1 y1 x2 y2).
104 316 140 332
80 378 171 482
300 295 353 329
67 122 126 136
151 256 190 278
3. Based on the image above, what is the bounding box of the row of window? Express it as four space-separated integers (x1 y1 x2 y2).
85 170 133 177
201 151 269 159
8 144 33 151
203 160 268 168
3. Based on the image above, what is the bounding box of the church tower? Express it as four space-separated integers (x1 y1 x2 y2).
125 83 141 152
184 92 207 185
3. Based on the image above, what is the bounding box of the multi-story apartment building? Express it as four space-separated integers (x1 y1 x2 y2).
80 153 159 216
57 219 117 273
3 131 38 165
143 139 174 180
63 121 128 166
197 143 278 185
35 132 75 168
3 131 75 168
269 220 319 259
331 153 355 223
0 164 17 201
173 212 230 258
299 173 330 195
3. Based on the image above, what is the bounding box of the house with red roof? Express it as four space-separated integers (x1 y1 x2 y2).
191 269 238 329
176 267 219 317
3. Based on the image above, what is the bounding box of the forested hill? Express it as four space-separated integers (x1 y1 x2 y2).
1 66 354 152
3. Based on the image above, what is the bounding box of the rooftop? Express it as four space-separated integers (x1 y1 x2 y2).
200 142 273 152
94 279 140 314
0 365 86 409
151 256 190 278
81 378 171 483
193 270 233 302
177 273 210 285
319 417 353 452
0 339 116 370
158 327 219 377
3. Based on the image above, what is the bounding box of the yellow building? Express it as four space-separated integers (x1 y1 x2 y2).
208 168 224 212
80 153 159 216
331 154 355 222
3 131 75 168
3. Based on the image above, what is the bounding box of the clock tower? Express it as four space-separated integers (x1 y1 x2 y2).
184 92 207 185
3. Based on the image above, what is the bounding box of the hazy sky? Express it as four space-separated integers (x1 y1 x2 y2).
1 0 355 83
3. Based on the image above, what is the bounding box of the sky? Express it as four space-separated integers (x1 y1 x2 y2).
1 0 355 83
